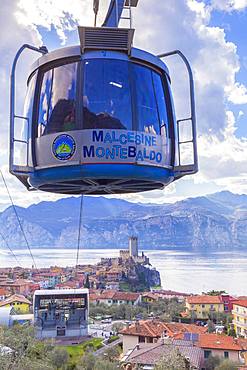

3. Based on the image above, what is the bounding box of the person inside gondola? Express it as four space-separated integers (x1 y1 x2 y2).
45 98 76 134
83 95 126 130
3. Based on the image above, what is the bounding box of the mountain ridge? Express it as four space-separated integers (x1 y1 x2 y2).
0 191 246 250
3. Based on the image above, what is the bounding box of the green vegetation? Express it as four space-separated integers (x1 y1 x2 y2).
59 338 103 367
203 290 227 296
107 335 119 344
204 356 239 370
154 348 190 369
90 298 185 322
0 326 108 370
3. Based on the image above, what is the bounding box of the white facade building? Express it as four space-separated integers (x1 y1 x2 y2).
33 289 89 339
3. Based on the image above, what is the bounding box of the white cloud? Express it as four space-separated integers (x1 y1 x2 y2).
211 0 247 11
16 0 110 44
228 83 247 104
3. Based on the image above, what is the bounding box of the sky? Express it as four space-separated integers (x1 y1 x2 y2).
0 0 247 209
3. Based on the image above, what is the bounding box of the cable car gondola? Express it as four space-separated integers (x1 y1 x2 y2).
10 0 198 195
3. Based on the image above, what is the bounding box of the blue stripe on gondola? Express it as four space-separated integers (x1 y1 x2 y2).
29 164 174 187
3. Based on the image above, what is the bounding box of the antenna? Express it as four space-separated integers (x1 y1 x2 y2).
93 0 99 27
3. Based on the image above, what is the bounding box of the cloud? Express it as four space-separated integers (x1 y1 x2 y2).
210 0 247 11
228 83 247 104
15 0 110 44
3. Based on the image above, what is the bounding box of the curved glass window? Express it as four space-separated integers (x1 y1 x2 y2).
152 71 169 132
36 59 171 140
83 59 132 130
38 62 78 136
132 64 160 134
15 72 37 166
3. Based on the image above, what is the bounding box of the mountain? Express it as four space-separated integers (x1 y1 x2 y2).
0 191 247 250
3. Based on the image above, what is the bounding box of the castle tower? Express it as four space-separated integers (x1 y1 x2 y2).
129 236 138 257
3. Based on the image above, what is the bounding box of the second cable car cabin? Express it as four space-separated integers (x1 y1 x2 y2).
10 2 198 195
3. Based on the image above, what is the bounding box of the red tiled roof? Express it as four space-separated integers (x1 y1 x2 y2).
89 294 98 302
98 291 140 302
165 323 207 337
237 338 247 350
187 295 222 304
98 290 117 300
120 320 167 337
198 334 242 351
113 292 140 301
124 340 203 369
142 292 158 300
0 294 31 307
0 288 8 296
120 320 207 338
0 279 30 287
233 300 247 308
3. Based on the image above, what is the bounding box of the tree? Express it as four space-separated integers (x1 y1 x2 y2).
227 326 236 337
0 325 54 370
215 359 238 370
207 320 215 333
111 322 124 333
154 348 189 370
50 348 69 369
93 359 118 370
204 356 221 370
77 354 118 370
77 352 96 370
84 275 90 289
103 345 121 362
203 291 227 296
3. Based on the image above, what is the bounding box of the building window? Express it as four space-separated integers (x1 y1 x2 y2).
202 304 205 308
204 350 212 359
139 336 145 343
224 352 229 359
237 316 240 322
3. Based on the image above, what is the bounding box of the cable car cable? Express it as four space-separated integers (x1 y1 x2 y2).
0 230 21 266
76 195 84 269
0 170 37 269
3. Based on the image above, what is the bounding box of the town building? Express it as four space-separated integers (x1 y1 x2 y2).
142 290 189 304
122 338 204 370
94 290 141 306
0 307 15 327
186 295 224 320
198 333 245 364
0 279 31 295
0 294 32 313
232 300 247 338
120 319 207 355
0 288 9 301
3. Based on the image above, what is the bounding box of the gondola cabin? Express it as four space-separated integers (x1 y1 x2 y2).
10 1 198 195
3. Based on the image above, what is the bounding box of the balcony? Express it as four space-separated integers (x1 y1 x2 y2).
232 320 247 329
232 310 247 317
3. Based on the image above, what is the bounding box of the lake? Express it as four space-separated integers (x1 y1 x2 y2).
0 248 246 295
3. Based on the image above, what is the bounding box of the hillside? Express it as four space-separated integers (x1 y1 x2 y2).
0 191 246 250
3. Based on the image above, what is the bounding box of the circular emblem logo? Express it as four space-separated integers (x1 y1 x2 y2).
52 134 76 161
